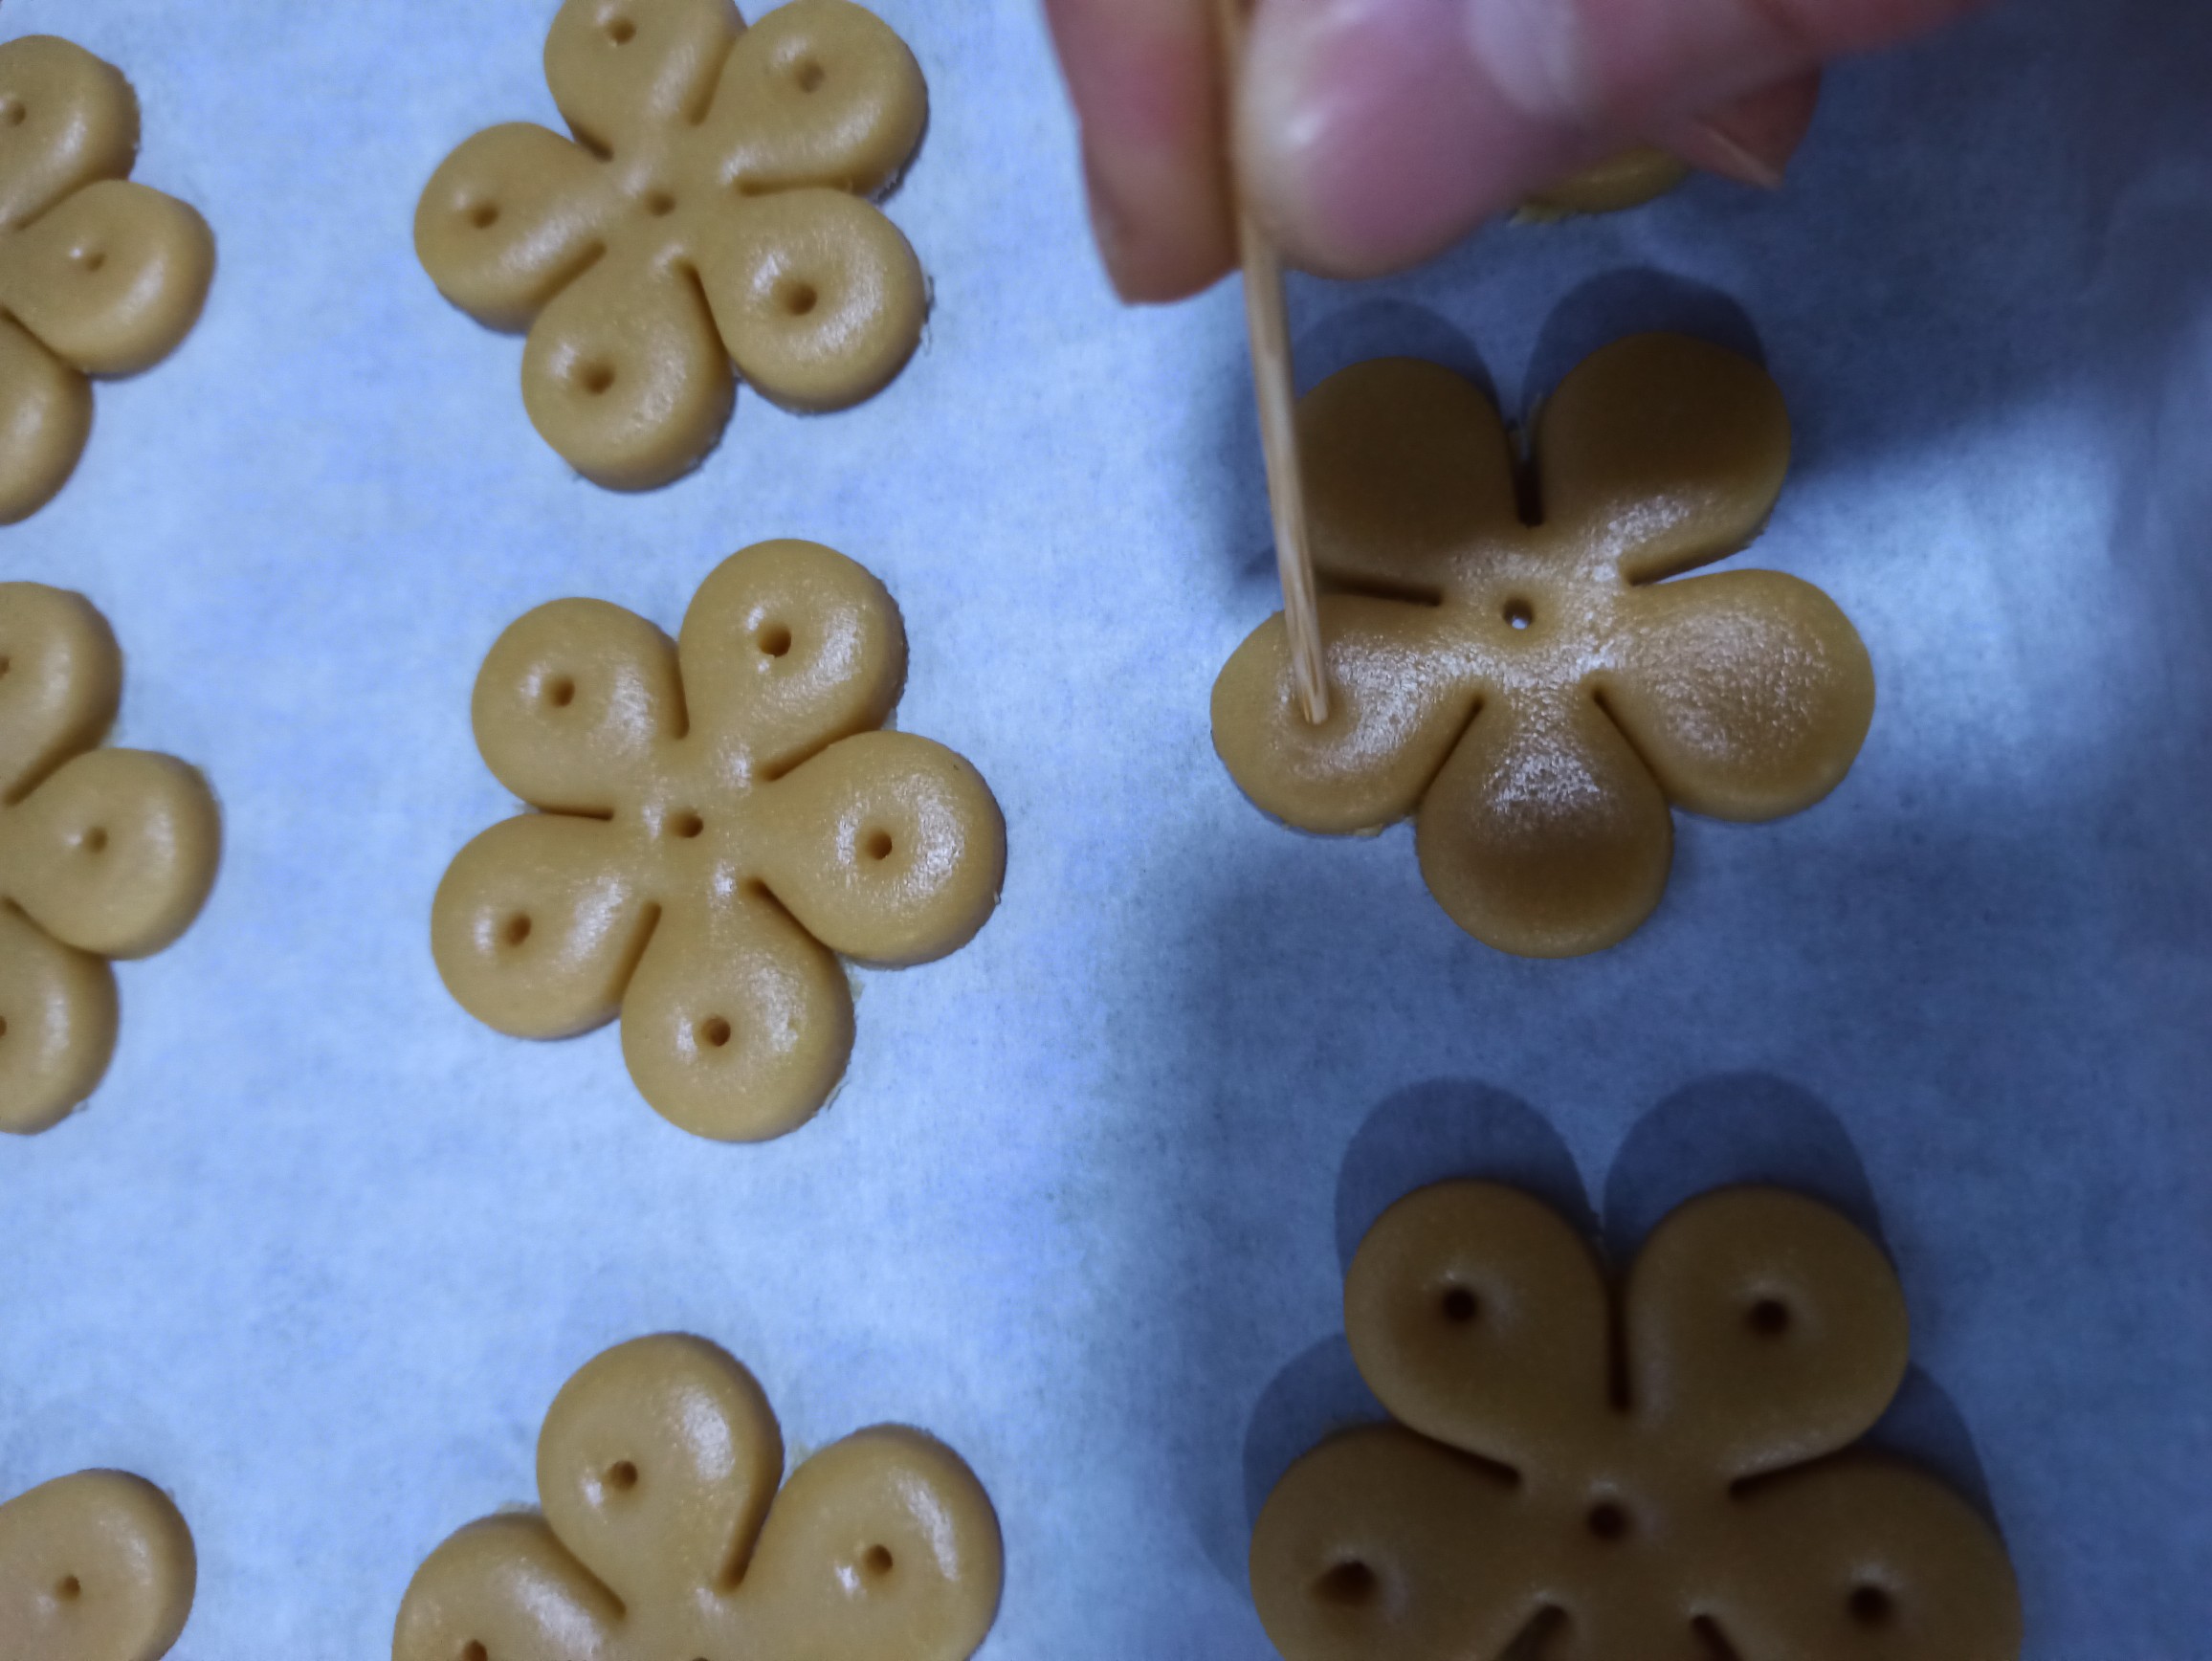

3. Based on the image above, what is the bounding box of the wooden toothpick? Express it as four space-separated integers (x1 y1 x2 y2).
1215 0 1330 725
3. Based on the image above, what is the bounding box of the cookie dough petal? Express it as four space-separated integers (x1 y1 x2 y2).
537 1335 785 1611
1525 147 1689 216
1212 599 1484 835
1625 1188 1908 1481
0 1470 194 1661
675 539 905 780
1715 1457 2023 1661
1415 688 1673 957
1606 570 1874 821
746 1427 1003 1661
0 907 114 1135
0 36 138 230
431 813 652 1040
0 182 213 376
542 0 739 159
415 123 613 333
0 582 120 803
755 732 1003 966
473 597 683 811
1250 1426 1541 1661
393 1514 621 1661
619 891 852 1141
1535 334 1791 584
707 0 927 196
1344 1183 1612 1468
10 750 218 959
521 249 734 491
699 188 922 412
0 319 90 524
1546 1583 1722 1661
1299 357 1521 593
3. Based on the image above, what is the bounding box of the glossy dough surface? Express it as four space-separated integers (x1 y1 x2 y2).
0 36 215 522
394 1334 1003 1661
1211 335 1874 957
415 0 929 490
431 539 1005 1141
0 1469 196 1661
0 584 221 1134
1251 1183 2022 1661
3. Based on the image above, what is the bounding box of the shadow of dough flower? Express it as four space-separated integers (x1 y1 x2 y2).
395 1334 1003 1661
431 539 1005 1141
0 36 215 523
0 585 221 1135
0 1469 196 1660
416 0 928 491
1212 334 1875 958
1252 1183 2023 1661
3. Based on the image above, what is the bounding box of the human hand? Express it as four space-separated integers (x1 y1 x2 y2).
1047 0 1988 299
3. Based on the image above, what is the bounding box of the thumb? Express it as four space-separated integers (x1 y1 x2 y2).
1238 0 1987 277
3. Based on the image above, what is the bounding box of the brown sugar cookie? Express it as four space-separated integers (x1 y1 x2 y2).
1211 335 1874 958
415 0 929 491
1523 148 1691 218
1251 1183 2023 1661
0 36 216 524
431 539 1004 1141
0 1469 196 1661
394 1334 1003 1661
0 584 221 1135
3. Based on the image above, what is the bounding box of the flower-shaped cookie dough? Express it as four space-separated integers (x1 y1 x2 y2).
416 0 928 491
432 539 1005 1141
0 1469 196 1660
1212 334 1875 957
1252 1183 2023 1661
0 36 215 523
0 585 221 1135
395 1335 1003 1661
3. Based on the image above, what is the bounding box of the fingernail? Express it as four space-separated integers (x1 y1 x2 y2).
1675 117 1787 189
1081 142 1139 300
1461 0 1595 121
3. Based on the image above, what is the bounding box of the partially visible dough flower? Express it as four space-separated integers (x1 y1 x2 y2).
0 1469 196 1660
0 36 215 523
432 540 1005 1141
396 1334 1003 1661
1212 334 1875 957
0 585 221 1135
1252 1183 2023 1661
416 0 929 490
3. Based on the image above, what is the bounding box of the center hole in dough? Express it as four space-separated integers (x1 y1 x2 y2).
606 1459 639 1493
1438 1284 1479 1324
1503 598 1535 631
697 1015 733 1050
545 674 577 708
605 16 635 43
79 827 108 854
756 621 792 656
861 1543 895 1578
0 100 24 127
501 914 532 948
0 1016 10 1040
1313 1560 1377 1606
55 1574 80 1601
668 808 705 839
863 829 894 862
0 654 11 676
72 248 105 274
461 1644 489 1661
1848 1584 1894 1627
1747 1297 1791 1337
1585 1502 1629 1542
644 189 676 217
468 202 499 229
773 277 819 318
793 57 826 92
574 360 616 396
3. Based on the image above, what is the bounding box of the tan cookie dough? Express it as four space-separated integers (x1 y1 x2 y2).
395 1334 1003 1661
416 0 929 490
1524 148 1691 218
432 539 1005 1141
0 1469 196 1661
1252 1183 2023 1661
0 585 221 1134
1212 335 1874 957
0 36 215 523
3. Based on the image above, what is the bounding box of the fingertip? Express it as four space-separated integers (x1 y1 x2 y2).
1082 137 1236 303
1666 73 1823 188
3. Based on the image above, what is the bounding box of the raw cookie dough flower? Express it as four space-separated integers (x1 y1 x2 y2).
0 36 215 523
395 1334 1003 1661
432 539 1005 1141
0 1469 196 1659
0 585 221 1135
1212 334 1875 957
1252 1183 2023 1661
416 0 929 491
